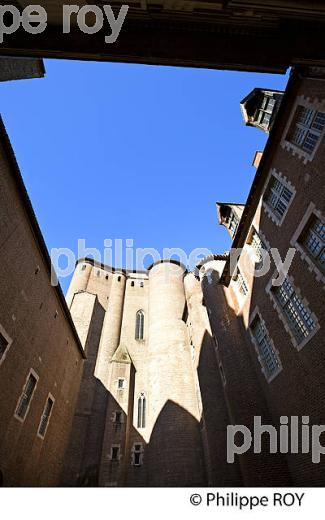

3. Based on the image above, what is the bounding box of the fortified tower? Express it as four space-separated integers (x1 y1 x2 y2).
62 258 214 486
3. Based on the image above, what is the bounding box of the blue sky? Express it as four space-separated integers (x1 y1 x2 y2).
0 60 288 293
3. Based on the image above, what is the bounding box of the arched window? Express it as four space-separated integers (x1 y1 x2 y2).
135 310 144 340
137 393 146 429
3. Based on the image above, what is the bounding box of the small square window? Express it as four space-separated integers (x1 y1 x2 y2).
117 378 125 389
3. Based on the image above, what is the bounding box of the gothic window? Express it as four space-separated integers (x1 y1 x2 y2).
135 310 145 341
137 393 146 429
264 175 293 222
287 106 325 154
250 315 281 381
38 395 54 438
15 370 38 421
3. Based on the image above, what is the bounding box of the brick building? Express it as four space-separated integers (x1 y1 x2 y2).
0 118 85 486
1 65 325 486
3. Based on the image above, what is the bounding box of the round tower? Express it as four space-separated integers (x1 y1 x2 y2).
95 271 126 388
146 260 206 486
66 259 92 307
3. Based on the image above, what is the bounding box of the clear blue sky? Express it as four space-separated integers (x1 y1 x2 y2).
0 60 288 293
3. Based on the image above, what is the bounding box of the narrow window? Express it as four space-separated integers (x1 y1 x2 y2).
105 274 109 280
272 278 316 344
111 445 120 461
264 175 293 221
135 310 145 341
38 396 54 438
117 275 121 282
250 316 281 380
233 269 248 297
131 281 134 287
132 443 143 466
300 214 325 273
117 378 125 390
81 264 86 271
287 106 325 154
15 371 38 420
137 393 146 429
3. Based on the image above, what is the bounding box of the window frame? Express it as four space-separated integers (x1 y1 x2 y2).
262 169 295 226
249 309 282 382
290 202 325 285
37 393 55 439
266 272 319 350
137 393 146 429
14 369 39 423
282 96 325 163
135 310 145 341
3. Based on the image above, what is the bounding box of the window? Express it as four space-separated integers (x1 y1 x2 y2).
257 96 276 130
15 371 38 420
135 310 145 341
117 378 126 389
250 316 281 380
0 330 10 363
132 443 143 466
287 106 325 154
264 175 293 221
226 210 240 238
300 215 325 273
111 445 120 461
272 278 316 344
131 281 134 287
117 377 126 390
38 396 54 438
114 411 122 423
137 393 146 429
249 228 268 263
105 274 109 280
96 270 100 277
81 264 86 271
233 269 248 297
117 276 121 282
140 281 144 288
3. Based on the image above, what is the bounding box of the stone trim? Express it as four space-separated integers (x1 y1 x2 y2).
248 306 282 383
281 95 325 164
262 168 296 227
0 323 13 366
290 202 325 287
266 270 320 351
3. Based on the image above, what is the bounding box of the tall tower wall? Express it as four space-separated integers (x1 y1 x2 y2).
146 261 206 486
